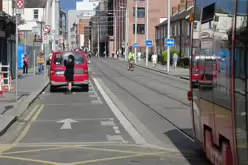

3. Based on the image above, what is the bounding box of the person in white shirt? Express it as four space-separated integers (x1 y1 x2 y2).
151 53 158 67
138 51 141 61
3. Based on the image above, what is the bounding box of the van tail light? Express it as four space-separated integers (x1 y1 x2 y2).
50 70 55 75
187 91 193 101
84 69 88 73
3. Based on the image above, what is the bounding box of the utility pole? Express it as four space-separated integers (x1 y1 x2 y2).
97 16 100 57
167 0 171 72
134 0 138 63
124 9 129 61
15 13 19 100
145 0 149 66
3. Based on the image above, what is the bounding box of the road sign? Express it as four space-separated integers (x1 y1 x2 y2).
43 25 51 33
43 35 49 44
15 0 24 14
165 39 175 47
146 40 152 47
60 39 64 44
134 43 138 48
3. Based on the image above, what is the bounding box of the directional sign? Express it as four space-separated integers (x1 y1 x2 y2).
165 39 175 47
57 118 78 130
146 40 153 47
43 25 51 33
134 43 138 48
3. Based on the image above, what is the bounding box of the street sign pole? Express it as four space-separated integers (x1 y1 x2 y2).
145 0 149 67
15 0 25 100
134 0 138 63
167 0 171 72
15 13 19 100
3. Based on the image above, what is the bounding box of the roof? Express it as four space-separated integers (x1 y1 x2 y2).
25 0 47 8
155 7 193 28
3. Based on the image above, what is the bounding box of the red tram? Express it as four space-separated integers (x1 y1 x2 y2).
187 0 248 164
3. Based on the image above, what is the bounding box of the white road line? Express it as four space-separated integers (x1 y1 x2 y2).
91 100 103 104
89 95 98 97
115 130 121 134
34 118 114 122
106 135 126 143
93 78 147 145
100 121 115 126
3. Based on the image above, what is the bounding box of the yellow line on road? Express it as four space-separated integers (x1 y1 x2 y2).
76 146 157 155
72 151 167 165
2 146 73 155
0 104 44 153
0 155 57 165
14 104 44 145
24 105 40 121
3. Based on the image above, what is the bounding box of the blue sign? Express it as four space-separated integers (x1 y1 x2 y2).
18 45 25 69
165 39 175 47
134 43 139 48
146 40 152 47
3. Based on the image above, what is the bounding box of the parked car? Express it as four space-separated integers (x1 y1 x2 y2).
49 51 89 92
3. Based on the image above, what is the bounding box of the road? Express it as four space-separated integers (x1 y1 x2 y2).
0 57 210 165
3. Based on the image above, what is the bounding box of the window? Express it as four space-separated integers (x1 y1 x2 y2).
133 24 145 34
33 9 39 19
54 53 85 65
133 7 145 18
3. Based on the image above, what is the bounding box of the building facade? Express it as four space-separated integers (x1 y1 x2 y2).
112 0 181 54
155 0 195 57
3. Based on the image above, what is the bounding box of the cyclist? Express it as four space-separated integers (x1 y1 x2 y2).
128 51 136 69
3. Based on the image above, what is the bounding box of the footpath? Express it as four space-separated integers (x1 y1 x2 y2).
0 69 49 135
117 58 190 80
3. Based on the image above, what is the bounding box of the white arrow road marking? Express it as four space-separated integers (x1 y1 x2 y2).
56 118 78 129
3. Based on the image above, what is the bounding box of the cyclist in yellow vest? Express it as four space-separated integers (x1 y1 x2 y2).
37 53 45 74
128 51 136 69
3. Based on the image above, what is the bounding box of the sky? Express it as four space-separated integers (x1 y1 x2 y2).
60 0 77 11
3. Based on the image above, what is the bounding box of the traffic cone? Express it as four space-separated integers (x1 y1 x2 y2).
0 74 3 97
1 74 6 92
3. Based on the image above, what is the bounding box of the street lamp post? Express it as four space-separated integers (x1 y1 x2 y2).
134 0 138 63
124 9 129 61
145 0 149 66
167 0 171 72
15 13 19 100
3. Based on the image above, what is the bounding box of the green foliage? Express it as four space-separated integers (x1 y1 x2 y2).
161 48 180 63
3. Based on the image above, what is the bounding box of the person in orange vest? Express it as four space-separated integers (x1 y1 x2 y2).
37 53 45 74
23 54 30 74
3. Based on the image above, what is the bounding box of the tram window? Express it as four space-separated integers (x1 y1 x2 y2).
202 3 215 24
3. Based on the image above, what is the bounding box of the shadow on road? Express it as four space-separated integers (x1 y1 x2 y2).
164 129 210 165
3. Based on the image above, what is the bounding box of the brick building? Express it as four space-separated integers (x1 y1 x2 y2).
112 0 181 54
155 0 195 57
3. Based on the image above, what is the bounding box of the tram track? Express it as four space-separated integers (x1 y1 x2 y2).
92 58 194 142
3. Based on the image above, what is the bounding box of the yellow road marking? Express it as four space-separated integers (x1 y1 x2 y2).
24 105 40 121
72 151 167 165
14 104 44 145
76 146 158 155
0 155 57 164
0 104 44 153
2 146 73 155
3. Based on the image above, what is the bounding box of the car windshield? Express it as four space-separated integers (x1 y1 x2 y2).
54 53 84 65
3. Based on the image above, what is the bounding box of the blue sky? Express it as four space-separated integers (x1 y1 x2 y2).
60 0 77 11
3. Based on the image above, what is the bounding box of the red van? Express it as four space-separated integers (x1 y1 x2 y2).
49 51 89 92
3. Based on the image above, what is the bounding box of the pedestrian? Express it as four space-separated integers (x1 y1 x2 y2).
138 51 141 61
37 53 45 74
172 52 179 69
64 55 75 94
23 54 29 74
151 52 158 67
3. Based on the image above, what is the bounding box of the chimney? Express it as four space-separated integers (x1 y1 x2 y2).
186 0 194 9
179 0 186 12
172 6 178 15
